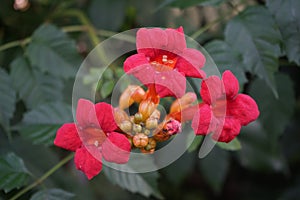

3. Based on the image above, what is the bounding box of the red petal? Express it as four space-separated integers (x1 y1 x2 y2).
165 27 186 54
176 26 184 33
95 102 118 132
176 48 206 78
76 99 99 128
192 104 216 135
102 132 131 164
180 103 203 122
54 123 81 151
228 94 260 126
222 70 239 99
123 54 156 85
137 27 187 57
200 76 225 105
154 70 186 98
74 146 102 180
212 117 241 143
124 53 149 73
136 28 168 57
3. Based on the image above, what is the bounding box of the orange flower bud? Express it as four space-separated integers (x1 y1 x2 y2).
139 99 157 121
134 113 143 124
144 138 156 151
153 130 170 142
119 120 132 134
132 124 142 133
149 109 160 120
170 92 197 114
114 107 129 124
144 128 151 135
119 85 145 109
145 118 158 130
131 86 145 103
133 133 149 148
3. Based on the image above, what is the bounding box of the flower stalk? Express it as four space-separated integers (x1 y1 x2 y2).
9 153 74 200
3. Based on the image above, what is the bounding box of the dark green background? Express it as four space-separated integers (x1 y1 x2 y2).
0 0 300 199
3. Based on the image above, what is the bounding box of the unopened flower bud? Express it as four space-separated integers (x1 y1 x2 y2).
164 119 182 135
119 85 145 109
144 138 156 151
149 109 160 120
132 124 142 133
133 133 149 148
114 108 129 124
119 120 132 133
134 113 143 124
139 99 157 121
170 92 197 114
145 118 158 130
153 131 170 142
143 128 151 135
131 86 145 103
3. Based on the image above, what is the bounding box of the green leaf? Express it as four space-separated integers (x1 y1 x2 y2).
217 138 241 151
0 69 16 131
30 188 75 200
249 73 295 143
0 152 30 193
267 0 300 65
158 0 227 9
18 102 72 146
238 121 288 172
26 24 81 79
103 68 114 79
100 80 115 98
163 152 195 186
188 135 203 152
103 168 163 199
103 158 163 199
199 147 229 193
10 56 64 109
89 0 126 31
204 40 248 85
225 6 282 97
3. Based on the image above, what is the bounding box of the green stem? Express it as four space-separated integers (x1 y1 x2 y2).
191 18 223 40
0 38 31 52
62 9 109 65
0 25 87 52
96 29 136 44
9 153 74 200
63 10 100 46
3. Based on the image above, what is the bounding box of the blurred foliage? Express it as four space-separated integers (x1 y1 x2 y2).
0 0 300 199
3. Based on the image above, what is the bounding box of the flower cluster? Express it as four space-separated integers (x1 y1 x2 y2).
54 27 259 179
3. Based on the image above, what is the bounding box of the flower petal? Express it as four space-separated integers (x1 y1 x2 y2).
212 117 241 143
170 103 200 122
222 70 239 99
176 48 206 78
74 146 102 180
76 99 99 128
136 28 168 57
192 104 216 135
124 53 149 73
54 123 81 151
164 27 186 54
123 54 156 86
102 132 131 164
154 70 186 98
228 94 260 126
200 76 225 105
95 102 118 132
